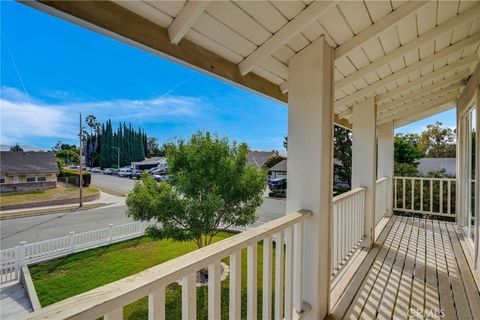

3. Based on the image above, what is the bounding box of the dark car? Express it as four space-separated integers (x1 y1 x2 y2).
268 177 287 190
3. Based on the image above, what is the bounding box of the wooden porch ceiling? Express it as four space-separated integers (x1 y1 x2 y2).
21 1 480 128
330 216 480 319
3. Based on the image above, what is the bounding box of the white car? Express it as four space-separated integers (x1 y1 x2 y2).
118 168 132 177
91 168 103 173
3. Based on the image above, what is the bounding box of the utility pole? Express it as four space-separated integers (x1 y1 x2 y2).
79 113 83 208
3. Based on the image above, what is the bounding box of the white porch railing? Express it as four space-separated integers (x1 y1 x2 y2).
331 187 366 274
26 210 312 320
375 177 389 224
393 176 456 217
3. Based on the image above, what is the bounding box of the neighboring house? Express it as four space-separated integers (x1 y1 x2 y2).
417 158 456 177
0 151 59 193
131 157 167 171
269 159 287 179
247 150 279 168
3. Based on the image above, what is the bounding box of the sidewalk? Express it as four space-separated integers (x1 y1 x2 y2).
0 192 125 218
0 281 32 320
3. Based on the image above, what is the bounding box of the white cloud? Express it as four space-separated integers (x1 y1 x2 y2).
0 87 210 144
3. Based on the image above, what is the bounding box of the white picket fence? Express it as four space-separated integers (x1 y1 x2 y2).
0 221 149 284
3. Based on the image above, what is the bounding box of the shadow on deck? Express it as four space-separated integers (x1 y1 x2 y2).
329 215 480 320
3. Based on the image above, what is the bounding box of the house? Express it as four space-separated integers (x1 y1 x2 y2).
0 151 59 193
21 2 480 320
269 159 287 179
131 157 167 171
417 157 456 176
246 150 280 168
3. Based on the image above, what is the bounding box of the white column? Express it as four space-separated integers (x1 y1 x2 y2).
352 97 377 247
475 87 480 270
456 105 466 227
377 121 394 216
286 36 334 319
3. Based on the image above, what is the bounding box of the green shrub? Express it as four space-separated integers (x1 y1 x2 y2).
59 169 91 187
268 189 286 198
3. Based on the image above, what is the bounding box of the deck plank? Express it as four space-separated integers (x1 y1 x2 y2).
343 216 408 319
392 217 419 319
432 220 457 319
439 222 472 320
329 216 401 319
376 216 414 319
424 220 441 314
446 223 480 317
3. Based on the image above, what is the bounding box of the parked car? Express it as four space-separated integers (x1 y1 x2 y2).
152 174 170 182
130 170 142 179
118 168 132 177
103 168 115 175
91 167 103 173
268 177 287 190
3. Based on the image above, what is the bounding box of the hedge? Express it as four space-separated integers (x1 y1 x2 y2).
59 169 91 187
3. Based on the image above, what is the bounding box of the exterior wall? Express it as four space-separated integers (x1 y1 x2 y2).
270 170 286 179
1 181 57 193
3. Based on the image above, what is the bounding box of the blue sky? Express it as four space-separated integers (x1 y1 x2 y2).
0 1 456 151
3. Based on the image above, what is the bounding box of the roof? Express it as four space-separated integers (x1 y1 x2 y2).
0 151 60 175
27 1 480 129
132 157 165 165
247 151 278 167
270 159 287 172
417 158 456 176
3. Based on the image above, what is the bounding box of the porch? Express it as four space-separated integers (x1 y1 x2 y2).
15 0 480 319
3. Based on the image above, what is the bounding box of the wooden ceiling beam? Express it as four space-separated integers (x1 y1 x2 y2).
334 34 480 109
238 1 335 76
168 0 211 45
335 4 480 90
334 1 428 60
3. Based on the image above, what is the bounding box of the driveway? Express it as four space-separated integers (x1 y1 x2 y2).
90 173 135 195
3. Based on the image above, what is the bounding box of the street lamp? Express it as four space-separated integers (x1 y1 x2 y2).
113 147 120 169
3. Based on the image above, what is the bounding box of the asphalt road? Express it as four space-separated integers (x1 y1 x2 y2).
0 175 286 249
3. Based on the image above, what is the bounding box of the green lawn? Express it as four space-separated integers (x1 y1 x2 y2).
0 187 98 206
30 233 278 319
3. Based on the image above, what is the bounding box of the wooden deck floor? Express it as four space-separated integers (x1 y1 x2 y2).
329 216 480 320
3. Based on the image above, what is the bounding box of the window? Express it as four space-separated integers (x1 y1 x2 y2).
26 177 36 182
0 178 5 184
36 176 46 182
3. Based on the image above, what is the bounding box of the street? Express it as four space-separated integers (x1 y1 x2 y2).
0 174 286 249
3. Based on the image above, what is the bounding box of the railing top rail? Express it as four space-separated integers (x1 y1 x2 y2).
376 177 389 184
333 187 366 204
26 210 312 320
393 176 456 182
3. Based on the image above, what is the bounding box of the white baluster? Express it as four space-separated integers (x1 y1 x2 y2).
247 244 257 320
182 273 196 320
293 222 304 313
148 287 165 320
285 226 294 320
274 231 284 320
263 236 272 320
105 307 123 320
229 251 241 320
208 262 221 320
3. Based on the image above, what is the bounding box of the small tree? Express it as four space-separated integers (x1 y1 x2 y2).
126 132 267 248
10 144 23 152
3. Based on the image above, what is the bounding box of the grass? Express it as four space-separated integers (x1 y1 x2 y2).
0 187 98 206
30 233 279 319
